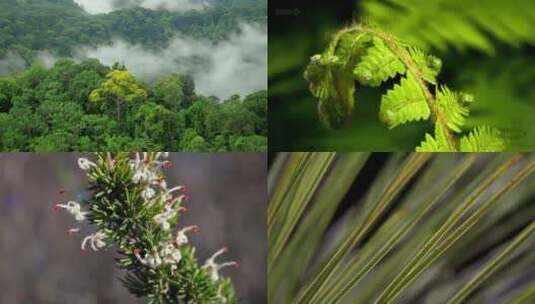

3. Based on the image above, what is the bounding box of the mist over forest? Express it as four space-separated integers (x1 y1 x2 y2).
74 0 209 14
0 0 266 99
0 0 267 152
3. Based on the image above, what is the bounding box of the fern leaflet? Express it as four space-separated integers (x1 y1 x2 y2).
354 37 405 87
379 73 430 128
460 126 506 152
304 24 506 151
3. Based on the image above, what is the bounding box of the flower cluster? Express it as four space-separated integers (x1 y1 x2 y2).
53 152 238 303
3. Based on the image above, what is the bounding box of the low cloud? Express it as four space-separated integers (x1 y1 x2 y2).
75 23 267 99
36 51 58 69
0 52 26 75
74 0 209 14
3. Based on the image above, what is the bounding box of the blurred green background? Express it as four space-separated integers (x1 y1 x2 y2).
269 0 535 151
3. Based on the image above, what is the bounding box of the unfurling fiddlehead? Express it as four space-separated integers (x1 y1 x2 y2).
304 24 505 151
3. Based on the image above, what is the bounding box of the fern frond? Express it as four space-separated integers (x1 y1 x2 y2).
379 72 430 128
460 126 506 152
304 24 507 151
407 47 441 84
416 124 456 152
353 37 406 86
304 56 351 128
304 32 371 128
360 0 535 53
436 86 470 133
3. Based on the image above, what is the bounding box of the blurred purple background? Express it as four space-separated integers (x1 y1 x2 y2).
0 153 266 303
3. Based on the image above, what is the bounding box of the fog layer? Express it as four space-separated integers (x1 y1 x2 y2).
74 0 208 14
75 23 267 99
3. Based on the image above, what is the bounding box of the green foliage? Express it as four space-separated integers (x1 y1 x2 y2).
305 24 505 151
0 59 267 151
269 152 535 304
303 31 371 128
0 0 266 61
270 1 535 151
152 74 185 111
55 153 238 303
360 0 535 54
90 70 148 104
460 126 506 152
435 86 470 133
353 37 405 86
416 124 455 152
379 73 429 128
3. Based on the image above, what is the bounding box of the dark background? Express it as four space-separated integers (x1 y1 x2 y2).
269 0 535 151
0 153 266 303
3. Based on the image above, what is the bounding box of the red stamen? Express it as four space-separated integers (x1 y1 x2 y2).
53 204 61 212
178 207 188 213
162 161 173 168
222 246 229 253
59 188 66 194
232 261 240 268
192 225 200 233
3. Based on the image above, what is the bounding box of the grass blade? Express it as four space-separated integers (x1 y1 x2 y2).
269 153 370 303
379 156 535 303
269 153 336 268
296 153 431 304
321 155 477 304
447 221 535 304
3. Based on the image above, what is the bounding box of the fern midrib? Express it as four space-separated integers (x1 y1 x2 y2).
342 24 457 148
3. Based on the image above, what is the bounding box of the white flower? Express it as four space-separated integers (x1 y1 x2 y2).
153 208 175 231
167 186 185 195
55 201 88 221
81 231 107 251
134 248 162 268
133 167 155 184
134 152 142 165
153 205 186 231
142 187 156 200
158 179 168 191
163 186 187 205
155 152 170 160
176 225 199 247
217 285 228 304
154 214 171 231
160 242 182 265
202 247 239 281
78 158 96 170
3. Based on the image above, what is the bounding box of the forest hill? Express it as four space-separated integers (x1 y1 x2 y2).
0 59 267 151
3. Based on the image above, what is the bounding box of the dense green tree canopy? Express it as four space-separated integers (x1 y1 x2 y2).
0 59 267 151
0 0 266 62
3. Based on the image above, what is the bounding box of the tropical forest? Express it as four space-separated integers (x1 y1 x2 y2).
0 0 267 151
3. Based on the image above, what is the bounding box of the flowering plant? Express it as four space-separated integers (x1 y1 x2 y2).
55 152 238 303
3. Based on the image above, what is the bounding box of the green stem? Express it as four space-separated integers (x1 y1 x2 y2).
447 221 535 304
342 24 457 148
